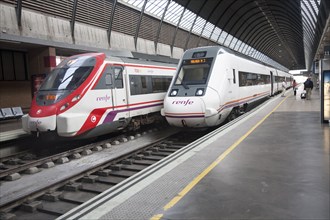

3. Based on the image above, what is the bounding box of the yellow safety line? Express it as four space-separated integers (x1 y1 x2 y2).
151 96 288 220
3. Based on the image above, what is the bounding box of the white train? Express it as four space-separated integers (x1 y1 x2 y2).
22 53 176 138
162 46 292 128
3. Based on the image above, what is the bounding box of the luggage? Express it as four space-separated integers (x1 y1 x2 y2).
301 91 306 99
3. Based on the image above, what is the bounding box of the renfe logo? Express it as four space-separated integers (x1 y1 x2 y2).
172 99 194 106
96 94 111 102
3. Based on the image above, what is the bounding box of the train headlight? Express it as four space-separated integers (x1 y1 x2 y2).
170 89 178 96
71 95 81 102
195 88 204 96
60 103 69 111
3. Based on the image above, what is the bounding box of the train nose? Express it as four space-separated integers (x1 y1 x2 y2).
25 115 57 132
164 98 206 127
22 107 58 133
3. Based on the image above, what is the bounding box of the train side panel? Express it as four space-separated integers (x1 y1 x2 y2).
125 65 174 119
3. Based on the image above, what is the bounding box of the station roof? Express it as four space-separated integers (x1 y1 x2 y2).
125 0 329 71
1 0 328 72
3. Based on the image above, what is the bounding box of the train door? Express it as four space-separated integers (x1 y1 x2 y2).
274 70 279 93
110 66 128 116
229 68 237 100
270 71 274 96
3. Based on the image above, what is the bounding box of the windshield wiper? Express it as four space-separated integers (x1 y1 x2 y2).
182 81 189 89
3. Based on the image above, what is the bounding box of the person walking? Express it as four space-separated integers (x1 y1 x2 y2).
281 79 287 97
293 79 297 96
303 77 314 100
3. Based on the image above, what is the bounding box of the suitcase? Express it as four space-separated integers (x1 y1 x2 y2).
301 91 306 99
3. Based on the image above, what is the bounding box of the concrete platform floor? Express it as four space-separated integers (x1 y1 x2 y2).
159 87 329 219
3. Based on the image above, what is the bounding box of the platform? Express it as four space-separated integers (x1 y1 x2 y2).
5 86 329 219
0 119 28 142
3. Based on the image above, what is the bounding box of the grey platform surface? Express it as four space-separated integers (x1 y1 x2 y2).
0 118 28 142
60 86 329 220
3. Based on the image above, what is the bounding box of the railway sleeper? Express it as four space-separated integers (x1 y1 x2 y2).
143 155 165 161
158 148 177 153
151 152 172 157
63 182 82 191
14 209 56 220
121 164 148 172
36 200 80 215
42 191 63 202
97 175 126 185
133 159 157 166
81 175 99 183
97 169 112 176
79 182 112 193
166 143 187 148
109 170 138 178
59 191 97 204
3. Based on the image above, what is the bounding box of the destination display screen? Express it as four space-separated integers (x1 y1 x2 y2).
189 59 207 64
183 58 212 65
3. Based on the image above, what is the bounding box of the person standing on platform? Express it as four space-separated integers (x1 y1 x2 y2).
281 79 287 97
293 79 297 96
304 77 313 100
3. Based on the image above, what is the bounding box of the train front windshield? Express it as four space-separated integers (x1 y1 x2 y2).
175 58 213 86
36 55 96 105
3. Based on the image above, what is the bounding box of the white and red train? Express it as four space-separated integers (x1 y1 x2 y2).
162 46 293 128
22 53 176 138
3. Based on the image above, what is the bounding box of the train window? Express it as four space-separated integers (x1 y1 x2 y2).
94 66 123 90
40 56 95 91
175 64 210 85
175 58 212 86
259 74 271 84
275 76 281 82
114 67 123 89
129 75 172 95
94 65 112 90
238 71 270 87
105 74 112 85
141 76 147 89
152 76 172 93
129 75 149 95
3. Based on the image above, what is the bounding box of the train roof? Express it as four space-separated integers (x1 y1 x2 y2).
105 55 177 68
184 46 290 74
104 50 179 67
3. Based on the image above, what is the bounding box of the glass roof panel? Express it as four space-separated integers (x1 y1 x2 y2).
163 2 184 25
218 31 228 45
210 27 221 42
201 22 214 39
119 0 289 71
192 17 206 35
180 10 196 30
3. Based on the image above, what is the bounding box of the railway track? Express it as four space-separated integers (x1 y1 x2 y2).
0 127 208 220
0 134 98 181
0 125 165 181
